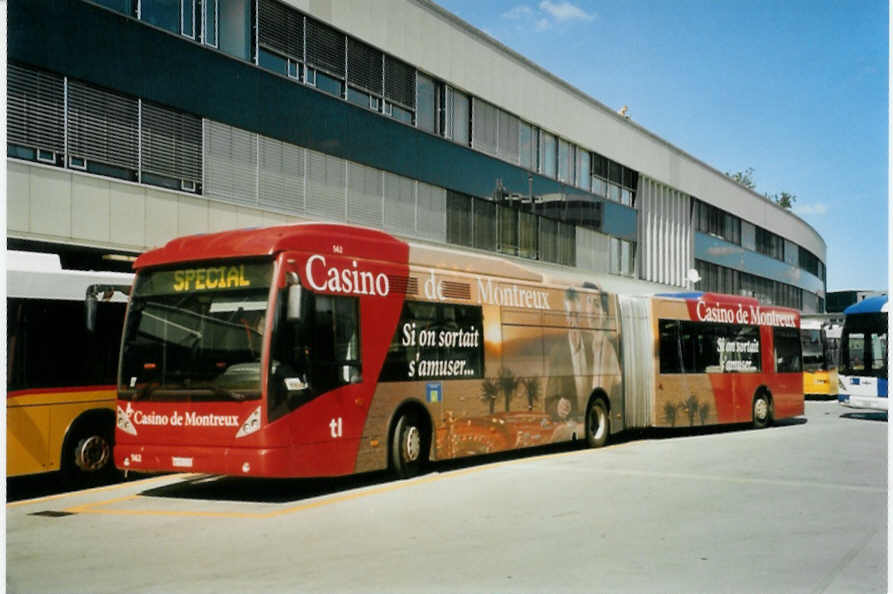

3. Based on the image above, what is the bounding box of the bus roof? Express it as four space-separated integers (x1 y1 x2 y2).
7 251 133 301
134 223 409 270
844 295 888 315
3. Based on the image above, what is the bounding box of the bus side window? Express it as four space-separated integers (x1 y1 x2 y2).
773 327 802 373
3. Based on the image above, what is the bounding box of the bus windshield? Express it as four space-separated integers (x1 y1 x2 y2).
801 328 825 371
840 312 887 378
119 261 273 402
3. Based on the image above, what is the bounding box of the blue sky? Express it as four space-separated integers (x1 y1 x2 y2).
436 0 888 292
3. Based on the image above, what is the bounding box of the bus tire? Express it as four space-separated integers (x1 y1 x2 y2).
585 397 610 448
752 391 772 429
390 411 427 479
60 420 116 488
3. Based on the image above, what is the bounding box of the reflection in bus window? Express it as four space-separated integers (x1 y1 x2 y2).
659 320 761 374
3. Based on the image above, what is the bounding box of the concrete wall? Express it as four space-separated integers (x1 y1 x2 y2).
8 160 294 253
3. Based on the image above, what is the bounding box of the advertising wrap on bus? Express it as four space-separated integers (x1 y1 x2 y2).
111 224 804 480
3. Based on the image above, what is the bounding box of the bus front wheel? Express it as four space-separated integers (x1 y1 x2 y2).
390 411 428 479
585 397 610 448
61 422 116 487
752 392 772 429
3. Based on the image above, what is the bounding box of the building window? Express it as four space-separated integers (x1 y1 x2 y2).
446 87 470 146
306 17 345 87
416 73 437 134
140 100 202 193
446 191 473 247
577 150 590 191
541 131 556 178
497 109 520 164
755 226 784 261
347 37 383 108
92 0 137 16
471 98 498 155
384 56 415 121
216 0 252 61
557 138 570 182
258 0 303 62
141 0 181 35
519 122 535 170
203 0 218 46
67 80 139 182
7 63 65 167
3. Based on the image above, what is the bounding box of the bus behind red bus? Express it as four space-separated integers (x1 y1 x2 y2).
113 223 802 479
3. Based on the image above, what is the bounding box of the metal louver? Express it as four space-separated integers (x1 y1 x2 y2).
384 56 415 108
68 80 138 171
472 98 497 156
141 101 202 184
306 18 345 77
258 0 303 61
347 38 383 95
7 63 65 155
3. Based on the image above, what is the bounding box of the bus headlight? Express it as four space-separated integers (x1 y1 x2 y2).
235 406 262 438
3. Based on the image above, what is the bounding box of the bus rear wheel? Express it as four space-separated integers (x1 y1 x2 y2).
390 411 427 479
752 392 772 429
585 398 610 448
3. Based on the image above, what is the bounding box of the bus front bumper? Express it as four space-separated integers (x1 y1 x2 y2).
114 444 297 477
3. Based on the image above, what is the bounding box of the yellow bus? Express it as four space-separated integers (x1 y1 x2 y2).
7 250 132 485
800 316 840 399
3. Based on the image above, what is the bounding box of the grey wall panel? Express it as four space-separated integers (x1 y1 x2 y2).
638 176 691 288
204 120 258 208
383 171 416 233
259 135 306 214
347 162 383 228
307 150 347 221
416 182 447 242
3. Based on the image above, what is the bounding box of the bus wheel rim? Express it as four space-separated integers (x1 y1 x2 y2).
75 435 111 472
754 398 768 421
403 426 421 462
590 405 605 440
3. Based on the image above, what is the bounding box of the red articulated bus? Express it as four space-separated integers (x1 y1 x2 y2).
112 223 802 479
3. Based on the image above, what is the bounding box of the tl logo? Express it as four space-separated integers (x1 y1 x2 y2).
329 417 343 438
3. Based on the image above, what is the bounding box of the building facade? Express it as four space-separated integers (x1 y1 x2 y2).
7 0 827 310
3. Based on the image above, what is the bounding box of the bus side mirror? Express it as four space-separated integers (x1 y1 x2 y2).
86 293 98 333
286 274 302 321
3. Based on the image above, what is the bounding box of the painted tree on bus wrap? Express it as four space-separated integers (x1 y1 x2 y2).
520 376 540 411
480 377 498 414
498 367 519 412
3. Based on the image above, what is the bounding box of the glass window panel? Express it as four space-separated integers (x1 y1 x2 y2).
741 221 756 251
204 0 218 46
519 122 533 170
446 192 473 247
142 0 180 34
607 183 621 202
315 70 344 97
450 88 470 146
498 205 519 256
557 139 569 182
592 177 606 198
182 0 195 37
347 87 374 109
541 132 556 178
259 49 288 75
578 151 590 190
416 74 436 133
218 0 251 60
93 0 136 15
473 198 497 252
